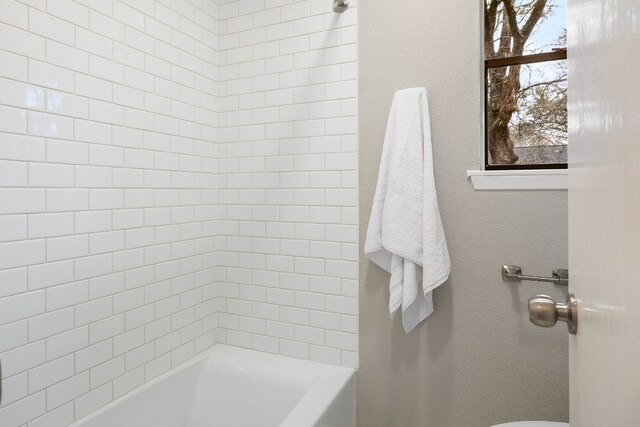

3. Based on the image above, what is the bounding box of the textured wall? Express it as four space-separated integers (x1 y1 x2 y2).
357 1 569 426
0 1 219 425
213 0 359 367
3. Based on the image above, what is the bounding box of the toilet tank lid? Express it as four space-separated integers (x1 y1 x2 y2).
492 423 569 427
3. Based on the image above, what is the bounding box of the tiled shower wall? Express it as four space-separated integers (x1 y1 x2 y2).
214 0 358 367
0 0 357 425
0 1 220 425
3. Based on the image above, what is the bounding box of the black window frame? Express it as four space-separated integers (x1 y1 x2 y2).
484 36 568 171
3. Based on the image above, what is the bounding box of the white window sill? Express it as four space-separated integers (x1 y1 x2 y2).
467 169 567 190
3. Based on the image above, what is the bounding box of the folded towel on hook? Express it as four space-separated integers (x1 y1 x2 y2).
364 87 450 333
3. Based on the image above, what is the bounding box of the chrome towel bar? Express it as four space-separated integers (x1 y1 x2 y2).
502 265 569 286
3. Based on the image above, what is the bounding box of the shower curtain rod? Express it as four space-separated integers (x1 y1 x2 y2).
333 0 349 13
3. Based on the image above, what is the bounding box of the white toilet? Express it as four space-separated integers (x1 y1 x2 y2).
493 423 568 427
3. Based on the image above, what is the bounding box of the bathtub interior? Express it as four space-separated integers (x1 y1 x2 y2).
187 347 325 427
70 359 204 427
71 345 354 427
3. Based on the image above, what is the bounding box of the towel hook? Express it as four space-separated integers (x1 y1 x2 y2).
333 0 349 13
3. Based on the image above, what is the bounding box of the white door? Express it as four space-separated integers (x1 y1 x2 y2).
568 0 640 425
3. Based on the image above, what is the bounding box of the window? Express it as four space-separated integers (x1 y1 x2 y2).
484 0 567 170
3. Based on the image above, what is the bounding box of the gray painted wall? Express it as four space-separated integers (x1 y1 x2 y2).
357 1 570 426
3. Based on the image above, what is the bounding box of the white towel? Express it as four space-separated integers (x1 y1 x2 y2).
364 87 450 333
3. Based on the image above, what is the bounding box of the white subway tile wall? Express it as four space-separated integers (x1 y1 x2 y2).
0 0 357 425
0 1 219 425
214 0 358 367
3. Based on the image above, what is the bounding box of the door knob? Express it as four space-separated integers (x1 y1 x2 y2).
528 293 578 334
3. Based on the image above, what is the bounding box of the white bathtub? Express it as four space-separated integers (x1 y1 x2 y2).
70 345 356 427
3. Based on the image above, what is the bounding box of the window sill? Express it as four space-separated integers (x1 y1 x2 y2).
467 169 567 190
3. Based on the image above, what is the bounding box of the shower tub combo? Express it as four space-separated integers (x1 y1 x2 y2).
70 345 355 427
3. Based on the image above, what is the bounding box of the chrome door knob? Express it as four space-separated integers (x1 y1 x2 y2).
528 293 578 335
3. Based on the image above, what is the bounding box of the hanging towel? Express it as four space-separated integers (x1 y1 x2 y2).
364 87 450 333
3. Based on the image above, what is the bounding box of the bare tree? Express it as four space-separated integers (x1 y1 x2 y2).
513 60 567 149
485 0 550 164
